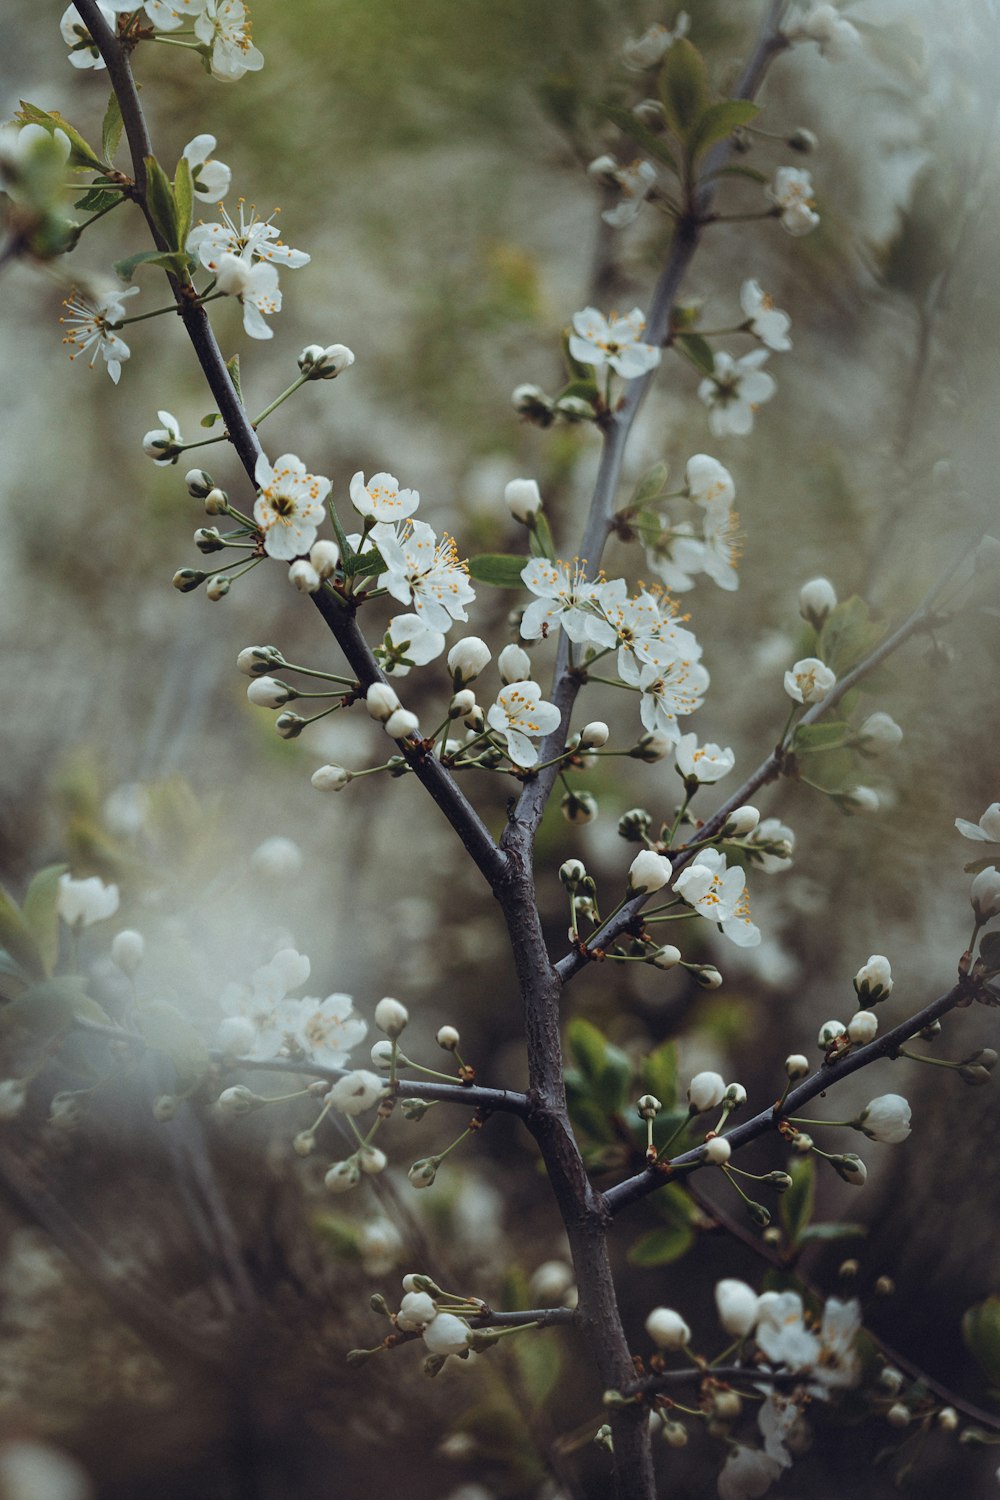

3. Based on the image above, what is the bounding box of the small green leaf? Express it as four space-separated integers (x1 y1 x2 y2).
556 377 599 403
963 1297 1000 1389
226 352 243 403
798 1222 867 1243
529 512 557 562
566 1018 630 1115
627 1222 694 1267
469 554 528 588
791 721 851 754
707 163 769 185
101 92 124 166
631 461 670 508
173 154 195 249
113 248 193 282
633 509 666 547
17 101 102 171
351 548 386 580
677 332 715 374
137 1000 211 1094
514 1330 562 1406
818 596 883 677
657 39 711 144
2 975 106 1036
73 187 121 213
642 1039 677 1109
689 99 760 158
22 864 68 978
600 104 681 175
779 1155 815 1245
143 154 181 248
200 412 222 429
0 887 46 983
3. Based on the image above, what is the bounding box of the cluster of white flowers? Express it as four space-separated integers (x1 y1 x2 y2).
392 1276 473 1358
645 455 744 594
674 850 761 947
587 155 658 229
188 200 308 339
217 947 368 1067
61 0 264 82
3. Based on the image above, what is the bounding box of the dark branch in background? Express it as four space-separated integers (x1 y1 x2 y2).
603 977 976 1216
555 530 984 982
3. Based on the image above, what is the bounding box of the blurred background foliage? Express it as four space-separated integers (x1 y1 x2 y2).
2 0 1000 1496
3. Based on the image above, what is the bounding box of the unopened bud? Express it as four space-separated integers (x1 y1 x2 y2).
562 791 598 824
436 1026 460 1052
185 468 214 498
275 712 306 739
724 805 760 837
172 568 205 592
637 1094 662 1120
204 487 228 515
194 526 225 553
206 574 231 601
152 1093 176 1122
787 127 819 153
649 944 681 970
511 383 555 426
618 807 652 842
785 1054 809 1079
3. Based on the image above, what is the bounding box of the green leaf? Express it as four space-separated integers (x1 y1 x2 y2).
642 1039 677 1110
689 99 760 158
136 1000 211 1094
0 886 46 983
350 547 386 579
633 509 666 547
791 721 851 755
798 1222 867 1243
226 352 243 403
73 187 121 213
600 104 681 175
113 248 193 282
173 155 195 249
101 93 124 166
469 554 528 588
963 1297 1000 1388
707 163 769 185
17 101 102 171
21 864 68 979
514 1330 562 1406
200 411 223 429
143 154 181 248
631 461 670 508
817 596 883 677
779 1155 815 1245
529 511 557 562
627 1222 694 1267
565 1018 630 1115
556 377 599 403
2 975 107 1036
677 332 715 375
657 39 710 144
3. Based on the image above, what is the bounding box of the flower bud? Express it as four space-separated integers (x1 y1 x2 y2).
422 1311 471 1355
687 1071 726 1113
712 1392 743 1421
632 730 673 762
237 645 284 676
662 1422 688 1448
879 1367 904 1394
628 849 671 893
971 866 1000 922
194 526 224 553
562 791 597 825
293 1130 316 1156
385 708 420 739
938 1407 959 1432
449 690 477 722
401 1098 430 1119
724 1083 747 1107
645 1307 691 1350
185 468 214 498
447 636 491 686
579 720 609 749
855 1093 911 1143
172 568 206 593
366 683 401 721
497 642 532 684
886 1403 910 1429
504 477 543 523
714 1279 760 1337
217 1085 256 1119
837 785 880 815
798 576 837 629
787 127 819 152
370 1039 395 1071
0 1080 27 1121
247 675 297 708
785 1054 809 1080
311 763 352 791
618 807 652 842
555 395 597 422
310 539 341 577
511 384 555 425
856 712 903 755
587 153 618 183
559 858 586 891
637 1094 662 1120
703 1136 731 1165
397 1290 438 1330
206 574 231 601
854 954 892 1005
204 487 228 515
110 928 144 977
818 1019 847 1048
649 944 682 970
408 1156 439 1189
375 997 409 1037
324 1159 361 1194
436 1025 460 1052
693 965 723 989
152 1094 177 1122
275 712 306 739
847 1010 878 1045
288 559 321 594
829 1152 867 1186
327 1070 385 1116
723 805 760 838
298 342 355 378
358 1145 387 1175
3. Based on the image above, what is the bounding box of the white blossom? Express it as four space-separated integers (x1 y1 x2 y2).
699 350 776 438
622 657 711 743
799 576 837 628
599 159 658 229
740 280 792 351
956 804 1000 843
144 0 208 30
182 133 231 202
448 637 491 685
60 3 116 68
784 656 836 704
350 470 420 525
628 850 672 893
377 521 476 632
423 1312 471 1356
253 451 331 560
687 1071 726 1112
718 1443 784 1500
384 708 420 739
972 866 1000 921
755 1290 821 1369
746 817 795 873
766 167 820 236
194 0 264 80
215 253 282 339
379 614 446 676
794 3 862 60
568 306 661 378
327 1070 385 1116
497 642 532 684
60 285 139 383
187 202 307 273
520 559 609 645
645 1306 691 1350
57 874 120 928
504 478 542 521
675 734 735 784
487 681 561 768
622 14 689 69
855 1093 911 1143
595 585 702 677
298 343 354 379
674 849 760 947
290 994 368 1068
250 837 303 878
142 410 183 465
715 1279 760 1337
686 453 736 516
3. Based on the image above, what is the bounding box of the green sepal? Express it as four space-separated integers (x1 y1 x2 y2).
707 163 769 185
468 554 529 588
113 247 194 282
17 101 102 171
200 412 223 429
101 93 124 166
657 39 710 144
